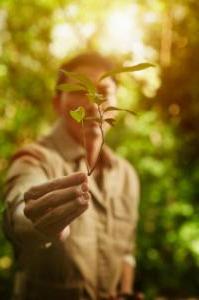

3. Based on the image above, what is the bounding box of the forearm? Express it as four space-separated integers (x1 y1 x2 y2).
120 260 135 294
120 254 136 294
4 165 50 248
3 197 51 249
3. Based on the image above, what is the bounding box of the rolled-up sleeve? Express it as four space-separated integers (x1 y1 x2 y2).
3 145 51 248
123 162 140 266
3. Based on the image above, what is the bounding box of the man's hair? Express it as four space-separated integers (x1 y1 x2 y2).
55 51 116 95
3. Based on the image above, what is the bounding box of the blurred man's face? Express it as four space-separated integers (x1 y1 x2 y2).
55 64 117 144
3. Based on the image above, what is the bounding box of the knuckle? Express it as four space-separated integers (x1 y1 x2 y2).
48 190 58 201
47 208 56 219
65 187 80 198
73 187 81 197
24 187 36 200
24 204 31 218
24 200 36 219
24 191 30 201
76 197 83 205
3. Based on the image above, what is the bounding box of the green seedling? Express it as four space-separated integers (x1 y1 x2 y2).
58 62 155 175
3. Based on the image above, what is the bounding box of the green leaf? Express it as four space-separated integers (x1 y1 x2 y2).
87 92 106 104
104 118 116 126
87 92 97 103
61 70 97 95
0 202 6 214
95 93 106 104
104 106 137 115
69 106 86 123
57 83 86 93
99 63 155 80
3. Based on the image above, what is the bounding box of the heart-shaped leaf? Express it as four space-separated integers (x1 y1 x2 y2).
57 83 86 93
104 118 116 126
104 106 136 115
69 106 86 123
100 63 155 81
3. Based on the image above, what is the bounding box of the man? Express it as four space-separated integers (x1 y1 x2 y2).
4 52 140 300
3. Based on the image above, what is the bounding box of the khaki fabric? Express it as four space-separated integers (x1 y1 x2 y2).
4 118 140 300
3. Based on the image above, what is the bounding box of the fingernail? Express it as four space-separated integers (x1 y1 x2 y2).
83 192 90 200
78 172 87 182
77 196 88 205
76 183 88 194
81 182 88 192
76 185 83 194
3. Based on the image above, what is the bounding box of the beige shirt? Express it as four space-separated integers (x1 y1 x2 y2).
4 118 140 299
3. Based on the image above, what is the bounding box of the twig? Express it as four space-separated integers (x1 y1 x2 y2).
88 104 104 176
81 120 90 175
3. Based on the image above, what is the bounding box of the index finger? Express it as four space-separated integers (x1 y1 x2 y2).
24 172 87 201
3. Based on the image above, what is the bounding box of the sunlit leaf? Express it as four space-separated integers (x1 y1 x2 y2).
95 93 106 104
87 92 106 104
69 106 86 123
57 83 86 93
104 106 136 115
0 202 5 214
61 70 97 94
100 63 155 80
104 118 116 126
87 92 97 103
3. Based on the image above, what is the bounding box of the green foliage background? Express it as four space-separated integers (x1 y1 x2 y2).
0 0 198 299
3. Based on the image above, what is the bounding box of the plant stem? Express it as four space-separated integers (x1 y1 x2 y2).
88 104 104 176
81 120 90 175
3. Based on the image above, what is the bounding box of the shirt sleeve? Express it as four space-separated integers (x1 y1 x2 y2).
123 161 140 267
123 254 136 267
3 144 53 249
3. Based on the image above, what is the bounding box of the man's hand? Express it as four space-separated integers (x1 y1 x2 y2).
23 172 90 240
